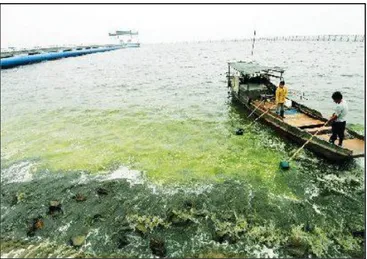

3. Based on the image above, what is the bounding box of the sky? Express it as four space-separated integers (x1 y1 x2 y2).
1 4 365 49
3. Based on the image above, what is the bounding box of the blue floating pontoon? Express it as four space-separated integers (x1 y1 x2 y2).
1 46 122 69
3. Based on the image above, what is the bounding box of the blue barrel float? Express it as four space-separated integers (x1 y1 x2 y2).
1 46 122 69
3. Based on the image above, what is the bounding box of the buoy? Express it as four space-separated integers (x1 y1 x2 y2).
280 161 290 170
236 128 244 135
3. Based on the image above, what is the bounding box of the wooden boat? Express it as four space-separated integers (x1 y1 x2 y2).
227 61 364 161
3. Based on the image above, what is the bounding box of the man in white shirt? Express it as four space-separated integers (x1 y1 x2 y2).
329 91 348 146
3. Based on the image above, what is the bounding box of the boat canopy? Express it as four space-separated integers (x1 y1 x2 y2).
228 61 284 75
109 31 139 36
116 30 139 35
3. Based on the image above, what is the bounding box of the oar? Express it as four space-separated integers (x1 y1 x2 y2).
280 119 331 169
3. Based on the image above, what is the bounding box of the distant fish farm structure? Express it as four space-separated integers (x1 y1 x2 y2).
184 34 365 44
0 45 121 69
1 30 140 69
246 34 365 42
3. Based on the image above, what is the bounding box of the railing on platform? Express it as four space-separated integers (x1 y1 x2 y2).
225 35 365 43
190 35 365 44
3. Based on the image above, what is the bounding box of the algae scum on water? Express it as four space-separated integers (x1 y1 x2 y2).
1 40 365 257
0 162 365 258
1 107 365 258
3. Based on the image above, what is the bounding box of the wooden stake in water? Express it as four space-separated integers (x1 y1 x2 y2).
251 30 256 56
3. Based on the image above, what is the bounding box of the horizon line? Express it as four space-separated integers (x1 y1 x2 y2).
1 34 365 51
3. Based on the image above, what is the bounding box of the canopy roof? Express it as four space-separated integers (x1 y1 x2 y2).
228 61 284 75
109 30 139 36
116 30 139 35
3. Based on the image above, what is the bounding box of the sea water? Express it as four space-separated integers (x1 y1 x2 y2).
1 40 364 257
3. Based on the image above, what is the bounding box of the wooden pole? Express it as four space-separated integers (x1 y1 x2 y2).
289 119 330 161
251 30 256 56
227 64 231 87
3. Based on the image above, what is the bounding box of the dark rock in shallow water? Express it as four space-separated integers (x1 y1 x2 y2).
213 232 237 244
10 194 18 206
73 193 87 202
349 178 360 187
114 227 132 248
117 235 129 248
352 230 365 238
48 200 63 216
183 200 193 209
92 214 105 223
26 217 44 237
150 237 166 257
96 187 108 195
26 229 35 237
303 222 314 233
235 128 244 135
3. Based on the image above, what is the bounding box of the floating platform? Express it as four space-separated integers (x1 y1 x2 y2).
1 45 123 69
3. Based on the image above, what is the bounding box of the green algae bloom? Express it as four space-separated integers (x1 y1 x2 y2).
1 108 290 193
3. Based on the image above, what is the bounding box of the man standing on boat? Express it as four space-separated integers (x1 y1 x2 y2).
328 91 348 146
275 81 288 118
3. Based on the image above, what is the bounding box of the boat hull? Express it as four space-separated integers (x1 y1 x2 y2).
232 91 358 161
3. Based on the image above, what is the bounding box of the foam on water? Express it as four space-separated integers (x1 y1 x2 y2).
304 184 320 199
312 204 323 215
252 245 279 258
97 166 145 185
148 182 214 196
58 221 73 232
83 228 100 254
1 161 36 183
71 172 92 185
70 165 215 197
0 240 81 258
1 248 27 258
